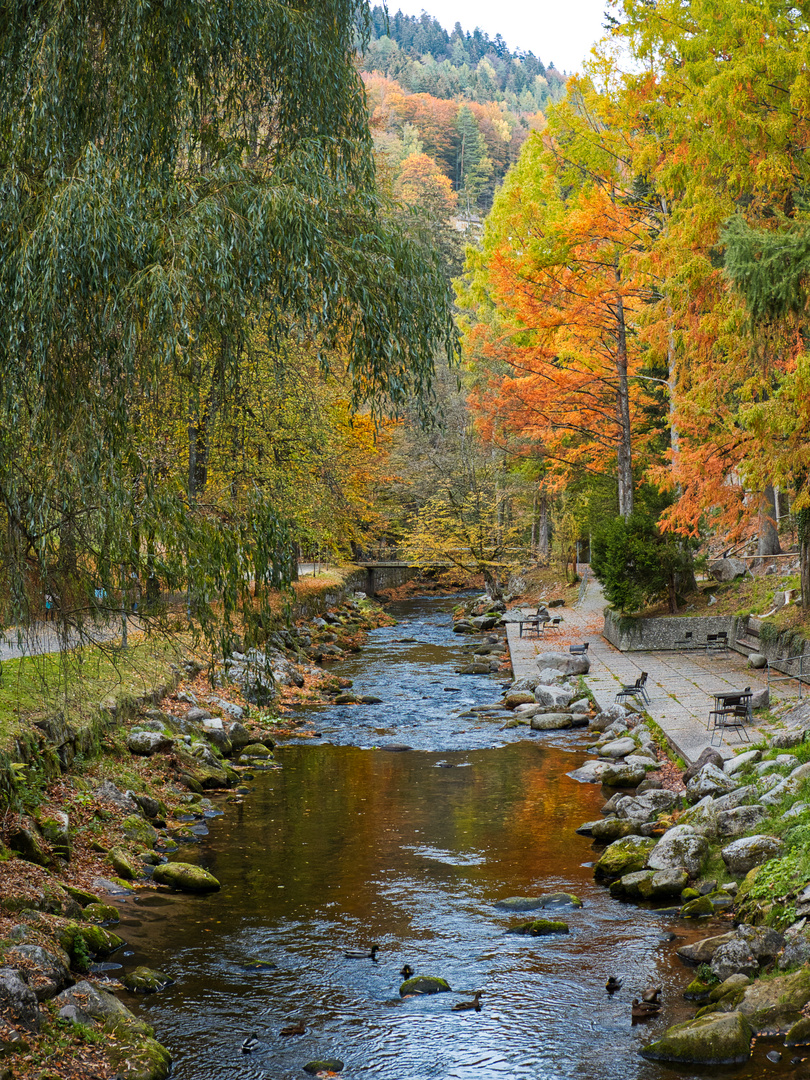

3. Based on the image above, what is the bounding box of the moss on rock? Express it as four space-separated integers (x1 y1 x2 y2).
399 975 451 996
151 862 221 893
640 1012 753 1065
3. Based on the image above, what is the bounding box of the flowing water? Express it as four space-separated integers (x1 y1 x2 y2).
113 596 801 1079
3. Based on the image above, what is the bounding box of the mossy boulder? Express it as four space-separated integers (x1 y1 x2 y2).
63 885 103 908
239 743 274 758
785 1016 810 1047
83 903 120 925
681 896 714 918
590 818 640 842
640 1012 753 1065
637 868 689 900
709 974 750 1003
593 835 656 880
683 976 716 1002
107 1033 173 1080
493 892 581 911
399 975 451 996
303 1061 343 1076
737 968 810 1033
507 919 569 936
59 922 124 966
109 847 142 881
609 870 654 899
119 966 175 993
121 815 158 849
151 862 221 893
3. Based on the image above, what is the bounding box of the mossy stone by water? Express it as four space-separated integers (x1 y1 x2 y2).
508 918 569 936
399 975 451 996
640 1012 753 1065
303 1060 343 1075
680 895 714 918
107 1033 172 1080
785 1016 810 1047
119 966 175 993
493 892 581 912
151 862 221 893
240 743 274 757
121 815 158 849
63 885 103 908
109 847 142 881
83 902 120 925
683 976 715 1002
593 836 656 880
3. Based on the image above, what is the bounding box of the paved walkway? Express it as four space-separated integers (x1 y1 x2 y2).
506 578 796 765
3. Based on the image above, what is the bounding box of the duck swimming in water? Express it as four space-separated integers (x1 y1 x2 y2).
631 998 662 1021
400 964 414 980
605 977 622 993
641 985 662 1005
279 1021 306 1037
452 991 483 1012
241 1034 259 1054
344 945 380 960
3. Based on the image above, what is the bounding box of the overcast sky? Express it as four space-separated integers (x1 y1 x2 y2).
386 0 608 74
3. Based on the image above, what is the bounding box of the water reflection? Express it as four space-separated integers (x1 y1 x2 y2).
112 596 800 1080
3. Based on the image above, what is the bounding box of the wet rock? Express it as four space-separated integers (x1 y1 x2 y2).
677 932 737 965
686 764 740 802
785 1017 810 1046
599 737 637 760
681 895 714 917
637 868 689 899
640 1012 752 1065
304 1061 344 1075
400 975 451 996
737 967 810 1033
239 743 274 758
152 863 221 893
505 691 536 708
122 815 158 848
83 903 120 925
599 761 649 787
647 824 708 876
493 893 581 912
507 918 569 935
568 760 607 783
108 848 142 881
716 804 766 837
594 835 656 879
119 966 175 993
591 818 641 841
721 835 784 876
683 975 715 1002
6 945 71 1001
530 713 574 731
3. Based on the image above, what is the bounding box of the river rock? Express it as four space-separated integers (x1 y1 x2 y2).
536 667 566 684
507 918 569 935
640 1012 753 1065
710 938 759 981
151 863 221 893
228 722 253 750
54 979 133 1027
677 932 737 965
568 760 607 783
683 746 726 783
400 975 450 996
594 835 656 879
736 967 810 1032
493 893 581 912
122 815 158 848
304 1061 344 1075
599 760 649 787
5 945 71 1001
570 698 591 714
119 966 175 993
531 713 574 731
127 730 173 756
599 737 637 760
239 743 274 758
108 848 142 881
609 870 654 899
505 691 536 708
614 791 680 824
716 804 766 837
786 1017 810 1046
686 763 739 802
534 651 590 676
637 868 689 899
591 818 641 841
721 835 783 876
83 903 120 925
534 684 574 708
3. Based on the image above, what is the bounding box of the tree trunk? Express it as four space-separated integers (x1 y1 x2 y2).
614 279 634 519
757 485 782 556
799 507 810 610
667 571 678 614
538 490 549 562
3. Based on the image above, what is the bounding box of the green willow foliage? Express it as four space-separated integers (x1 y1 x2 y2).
0 0 458 643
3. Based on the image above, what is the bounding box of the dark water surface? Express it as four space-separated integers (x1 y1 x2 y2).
114 596 796 1079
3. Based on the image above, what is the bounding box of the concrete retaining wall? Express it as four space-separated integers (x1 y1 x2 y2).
603 609 739 651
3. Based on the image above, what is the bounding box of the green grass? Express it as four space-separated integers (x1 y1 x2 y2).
0 636 187 748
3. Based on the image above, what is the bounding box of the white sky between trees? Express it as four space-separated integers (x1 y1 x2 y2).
386 0 607 74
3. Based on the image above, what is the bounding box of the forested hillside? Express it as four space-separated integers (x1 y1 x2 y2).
359 8 565 213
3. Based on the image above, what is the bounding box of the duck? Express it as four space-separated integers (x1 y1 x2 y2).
605 977 622 993
241 1033 259 1054
631 998 662 1020
452 991 483 1012
344 945 380 960
641 985 662 1005
279 1021 306 1037
400 964 414 980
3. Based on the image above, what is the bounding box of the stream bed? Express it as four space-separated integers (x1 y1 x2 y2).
113 595 799 1079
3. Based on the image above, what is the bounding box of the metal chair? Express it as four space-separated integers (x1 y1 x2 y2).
616 671 650 706
710 703 752 745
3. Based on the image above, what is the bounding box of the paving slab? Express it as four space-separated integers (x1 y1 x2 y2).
506 578 796 766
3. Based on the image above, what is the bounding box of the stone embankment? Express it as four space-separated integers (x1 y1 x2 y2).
497 630 810 1067
0 592 388 1080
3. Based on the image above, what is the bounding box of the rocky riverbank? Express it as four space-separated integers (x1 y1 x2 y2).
497 642 810 1067
0 593 391 1080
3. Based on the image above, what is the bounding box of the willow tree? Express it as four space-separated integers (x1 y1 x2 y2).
0 0 457 643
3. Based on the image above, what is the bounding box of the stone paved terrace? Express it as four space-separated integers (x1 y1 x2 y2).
505 577 800 765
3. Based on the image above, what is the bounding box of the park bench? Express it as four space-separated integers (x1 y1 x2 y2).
673 630 695 648
705 631 729 654
615 671 650 706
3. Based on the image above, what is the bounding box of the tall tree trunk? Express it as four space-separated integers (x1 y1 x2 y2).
538 488 549 562
757 485 782 556
614 282 634 519
799 506 810 610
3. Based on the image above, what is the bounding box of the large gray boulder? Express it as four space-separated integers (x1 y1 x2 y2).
6 945 72 1001
127 729 173 756
686 763 740 802
709 558 748 582
599 737 637 760
531 713 574 731
599 760 649 787
637 868 689 899
725 749 762 775
567 760 607 783
683 746 726 783
716 804 766 837
615 789 680 823
647 824 708 876
679 796 718 837
534 684 574 708
736 967 810 1033
0 966 42 1031
710 938 759 982
721 834 784 876
534 651 590 675
677 931 737 965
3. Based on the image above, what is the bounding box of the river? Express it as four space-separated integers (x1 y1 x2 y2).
112 595 795 1079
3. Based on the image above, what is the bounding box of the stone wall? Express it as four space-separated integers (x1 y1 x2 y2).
603 609 740 652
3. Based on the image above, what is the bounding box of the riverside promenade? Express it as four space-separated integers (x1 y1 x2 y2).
506 578 793 765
